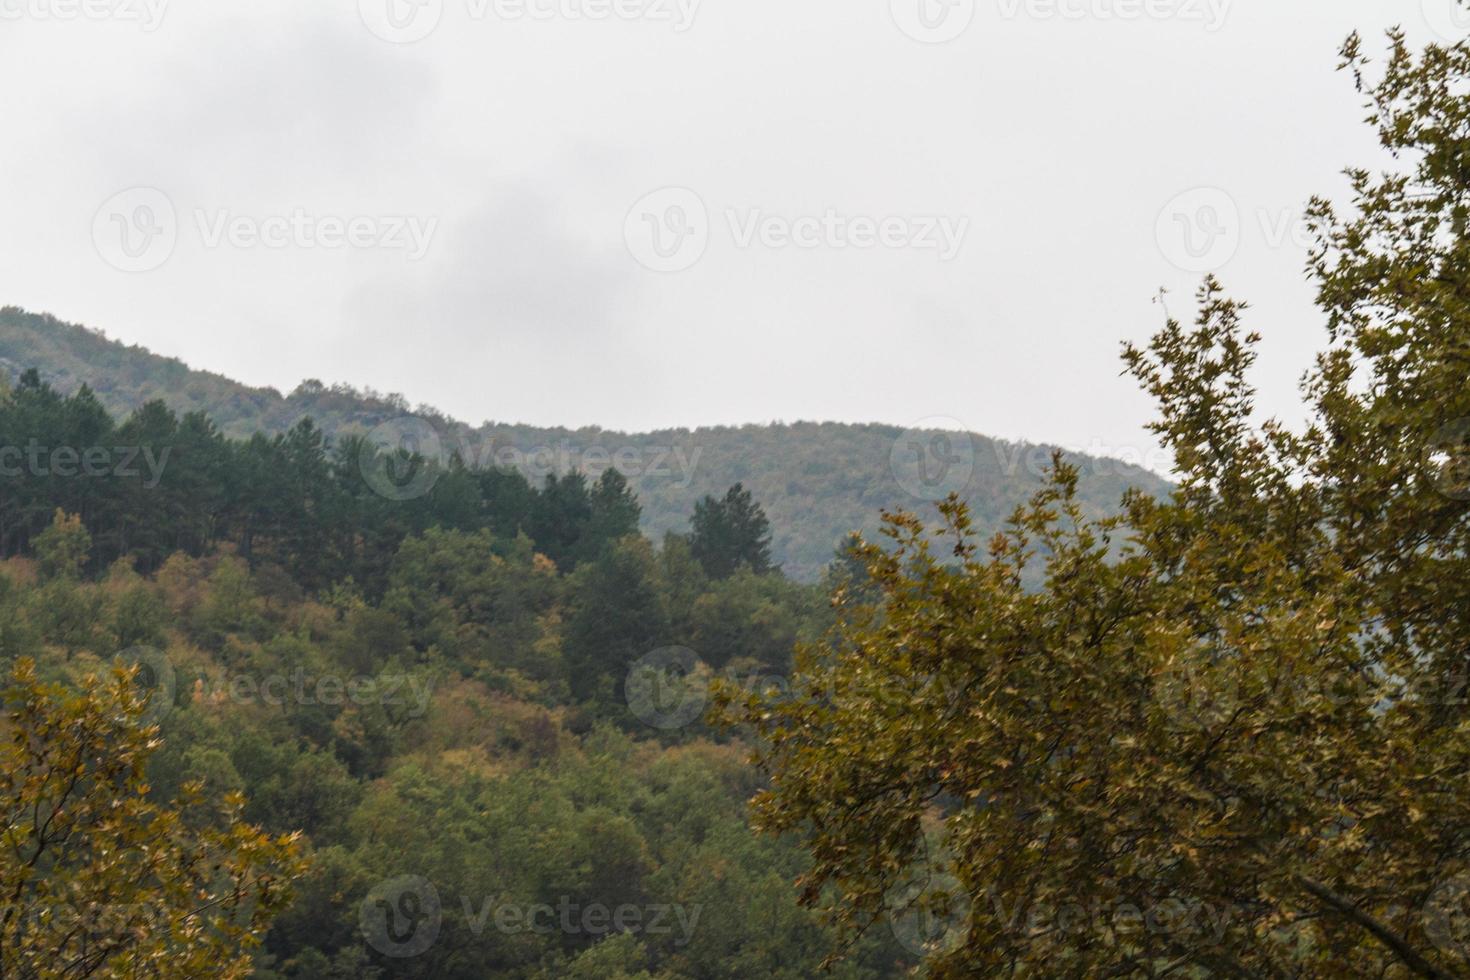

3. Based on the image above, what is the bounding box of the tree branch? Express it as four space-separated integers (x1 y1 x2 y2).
1295 875 1453 980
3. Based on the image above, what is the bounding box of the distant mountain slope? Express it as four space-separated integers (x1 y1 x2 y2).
0 307 1172 580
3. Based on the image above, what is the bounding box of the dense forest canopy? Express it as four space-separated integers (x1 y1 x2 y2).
0 366 922 976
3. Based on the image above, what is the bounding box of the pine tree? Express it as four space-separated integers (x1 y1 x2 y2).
689 483 774 579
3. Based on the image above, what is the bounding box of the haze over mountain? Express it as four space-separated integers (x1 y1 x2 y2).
0 306 1171 580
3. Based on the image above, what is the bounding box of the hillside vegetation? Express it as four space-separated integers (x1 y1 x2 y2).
0 307 1170 579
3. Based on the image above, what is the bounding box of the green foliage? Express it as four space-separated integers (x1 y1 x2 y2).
0 449 860 977
727 25 1470 979
563 537 669 705
584 468 644 562
111 579 169 650
33 509 89 581
383 527 558 684
0 658 306 978
0 308 1170 582
689 483 774 580
685 569 821 672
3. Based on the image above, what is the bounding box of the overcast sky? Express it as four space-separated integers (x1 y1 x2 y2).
1 1 1457 473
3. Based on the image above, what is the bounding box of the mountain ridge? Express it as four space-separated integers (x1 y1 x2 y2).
0 306 1172 580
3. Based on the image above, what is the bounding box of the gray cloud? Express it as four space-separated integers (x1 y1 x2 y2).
0 0 1442 463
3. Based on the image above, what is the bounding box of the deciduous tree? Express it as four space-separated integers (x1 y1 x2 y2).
726 25 1470 979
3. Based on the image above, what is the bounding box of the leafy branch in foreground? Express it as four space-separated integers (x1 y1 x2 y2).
723 24 1470 980
0 658 306 979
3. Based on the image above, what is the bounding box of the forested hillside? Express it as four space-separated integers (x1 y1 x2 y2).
0 368 914 976
10 10 1470 979
0 307 1170 579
